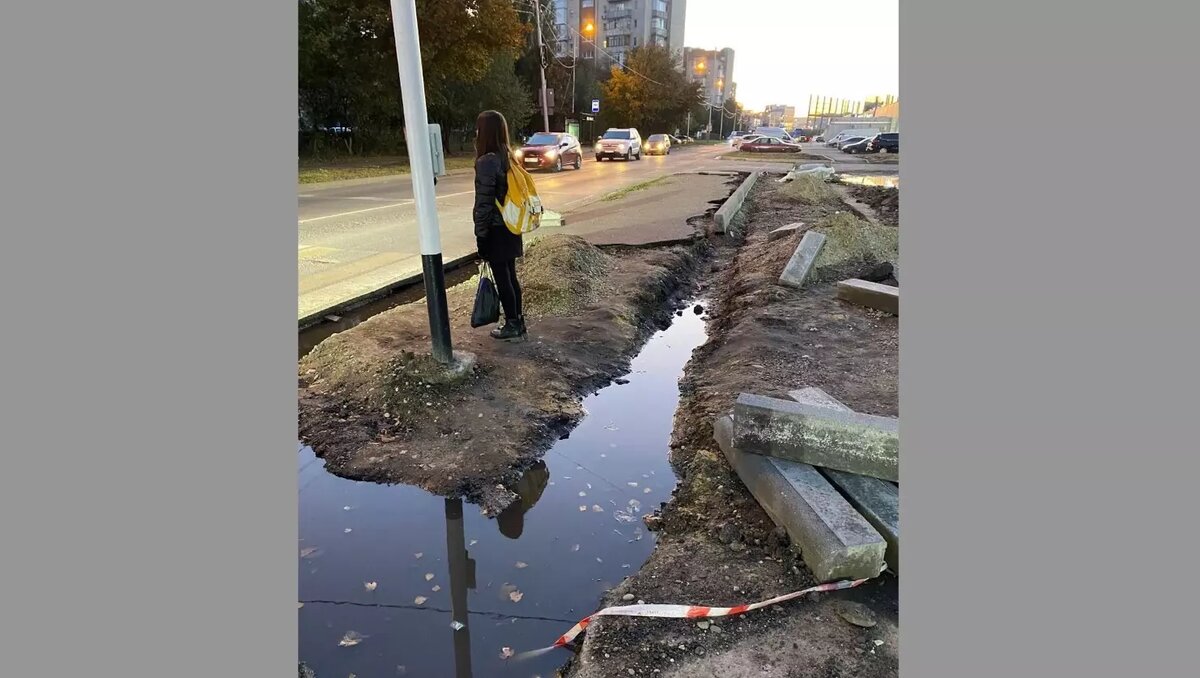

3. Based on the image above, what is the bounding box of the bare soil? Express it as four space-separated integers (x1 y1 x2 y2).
847 185 899 226
298 235 706 514
566 179 899 677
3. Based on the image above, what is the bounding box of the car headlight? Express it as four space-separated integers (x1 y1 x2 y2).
594 143 602 152
618 143 628 151
546 150 557 159
514 149 524 159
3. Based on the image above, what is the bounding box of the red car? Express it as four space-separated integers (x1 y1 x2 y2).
740 137 804 153
514 132 583 171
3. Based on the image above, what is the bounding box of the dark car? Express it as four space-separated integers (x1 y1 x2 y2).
866 133 899 154
840 137 871 153
740 137 804 153
515 132 583 171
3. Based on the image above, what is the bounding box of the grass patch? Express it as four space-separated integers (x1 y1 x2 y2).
807 212 899 284
779 174 841 205
601 175 672 202
298 155 477 184
519 234 612 316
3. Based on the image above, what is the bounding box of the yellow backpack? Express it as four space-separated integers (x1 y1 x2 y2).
496 156 543 235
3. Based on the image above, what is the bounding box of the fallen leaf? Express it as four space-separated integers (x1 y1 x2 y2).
338 631 366 647
579 491 587 497
500 647 515 660
343 528 353 534
644 487 652 494
592 505 604 512
515 561 528 569
509 590 524 603
425 573 435 581
414 552 424 559
469 540 478 546
579 505 588 512
432 585 441 592
414 596 428 605
299 547 323 559
364 581 378 592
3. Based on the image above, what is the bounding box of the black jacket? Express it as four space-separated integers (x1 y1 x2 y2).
473 152 523 261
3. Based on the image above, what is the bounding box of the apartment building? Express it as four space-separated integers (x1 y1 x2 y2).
551 0 687 64
682 46 735 107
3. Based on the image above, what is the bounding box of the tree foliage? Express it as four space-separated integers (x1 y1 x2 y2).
299 0 529 155
598 46 702 134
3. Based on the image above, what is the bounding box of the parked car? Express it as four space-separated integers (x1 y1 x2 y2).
740 137 804 153
732 134 765 149
866 132 899 154
645 134 672 155
752 127 796 143
727 130 753 147
814 135 826 142
668 134 685 145
594 128 643 161
841 137 873 153
834 135 869 150
515 132 583 171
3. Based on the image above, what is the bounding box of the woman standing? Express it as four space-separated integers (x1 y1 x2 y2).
472 110 527 342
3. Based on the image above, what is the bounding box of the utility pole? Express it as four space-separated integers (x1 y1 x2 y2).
388 0 453 363
534 0 550 132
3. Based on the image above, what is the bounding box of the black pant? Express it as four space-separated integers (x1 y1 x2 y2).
487 258 522 321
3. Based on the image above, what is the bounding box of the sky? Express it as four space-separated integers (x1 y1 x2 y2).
682 0 898 112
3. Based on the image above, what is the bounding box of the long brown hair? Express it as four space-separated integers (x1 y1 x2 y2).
475 110 511 169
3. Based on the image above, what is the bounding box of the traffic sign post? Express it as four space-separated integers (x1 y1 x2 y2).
591 99 600 114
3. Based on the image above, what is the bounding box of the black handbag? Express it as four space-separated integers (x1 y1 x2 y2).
470 263 501 328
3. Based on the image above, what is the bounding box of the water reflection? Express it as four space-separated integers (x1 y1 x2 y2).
835 174 899 188
445 497 475 678
496 462 550 540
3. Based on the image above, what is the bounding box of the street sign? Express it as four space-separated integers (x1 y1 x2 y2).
584 115 594 121
591 99 600 114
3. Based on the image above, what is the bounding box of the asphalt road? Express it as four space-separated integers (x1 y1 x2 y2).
297 143 892 322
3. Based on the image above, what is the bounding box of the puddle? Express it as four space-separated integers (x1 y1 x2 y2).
835 174 899 189
299 304 709 677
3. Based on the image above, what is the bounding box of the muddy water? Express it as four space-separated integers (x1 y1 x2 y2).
299 305 709 677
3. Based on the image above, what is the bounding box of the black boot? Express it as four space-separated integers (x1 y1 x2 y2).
490 316 527 342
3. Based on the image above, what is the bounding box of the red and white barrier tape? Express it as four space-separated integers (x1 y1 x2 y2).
514 575 874 660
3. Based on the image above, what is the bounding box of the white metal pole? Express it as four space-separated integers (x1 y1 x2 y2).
534 0 550 132
389 0 453 363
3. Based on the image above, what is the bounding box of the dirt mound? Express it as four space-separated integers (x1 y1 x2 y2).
808 212 899 285
520 234 611 316
778 174 840 205
298 243 703 512
847 185 899 226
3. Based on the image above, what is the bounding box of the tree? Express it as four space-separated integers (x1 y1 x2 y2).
599 45 702 134
298 0 528 155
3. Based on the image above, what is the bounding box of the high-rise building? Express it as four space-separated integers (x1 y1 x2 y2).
551 0 687 65
682 47 734 107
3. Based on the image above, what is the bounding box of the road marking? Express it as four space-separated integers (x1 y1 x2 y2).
297 190 474 224
298 246 341 262
299 251 413 294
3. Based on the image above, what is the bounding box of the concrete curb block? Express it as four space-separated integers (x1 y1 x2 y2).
715 415 886 582
778 231 826 288
733 393 899 482
713 172 759 232
836 279 899 316
298 252 478 330
789 387 899 574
